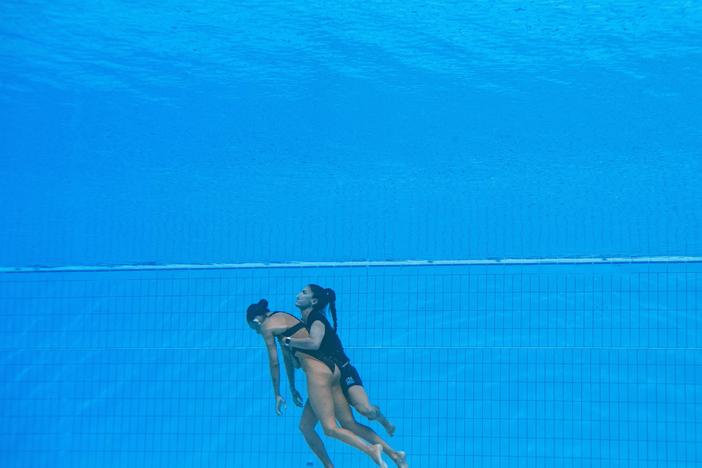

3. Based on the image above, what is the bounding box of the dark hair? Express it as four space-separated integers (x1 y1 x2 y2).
246 299 269 323
308 284 337 331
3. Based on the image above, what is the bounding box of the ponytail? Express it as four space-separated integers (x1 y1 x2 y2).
325 288 337 331
309 284 338 331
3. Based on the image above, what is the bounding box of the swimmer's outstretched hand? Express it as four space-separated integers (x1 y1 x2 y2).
291 389 304 407
275 395 287 415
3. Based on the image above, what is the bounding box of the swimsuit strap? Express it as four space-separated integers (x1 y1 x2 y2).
280 322 305 337
269 311 297 320
268 311 303 337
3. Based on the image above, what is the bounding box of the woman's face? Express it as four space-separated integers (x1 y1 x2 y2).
295 285 317 309
248 315 265 334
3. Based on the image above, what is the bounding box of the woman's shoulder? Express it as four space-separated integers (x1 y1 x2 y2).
306 310 330 326
270 311 300 322
265 311 302 331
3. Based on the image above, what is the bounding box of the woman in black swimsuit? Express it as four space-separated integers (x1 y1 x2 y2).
283 285 408 468
247 299 389 467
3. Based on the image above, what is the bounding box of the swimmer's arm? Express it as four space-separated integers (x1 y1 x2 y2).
262 331 282 398
282 348 303 407
281 347 297 387
286 321 324 350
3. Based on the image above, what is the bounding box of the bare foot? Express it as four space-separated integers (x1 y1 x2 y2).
392 451 408 468
370 444 387 468
378 417 396 437
383 419 395 437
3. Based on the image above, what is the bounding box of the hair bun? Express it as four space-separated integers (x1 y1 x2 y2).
246 298 270 322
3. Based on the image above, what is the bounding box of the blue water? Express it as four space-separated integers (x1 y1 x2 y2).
1 1 701 266
1 264 701 467
1 1 702 467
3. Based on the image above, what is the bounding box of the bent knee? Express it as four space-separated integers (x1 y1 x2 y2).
321 424 342 438
337 417 357 429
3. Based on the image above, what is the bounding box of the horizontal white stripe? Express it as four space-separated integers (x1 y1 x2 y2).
1 255 702 273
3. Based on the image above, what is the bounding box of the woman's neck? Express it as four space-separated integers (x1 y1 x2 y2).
300 307 314 320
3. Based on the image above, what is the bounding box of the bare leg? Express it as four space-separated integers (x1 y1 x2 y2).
330 382 388 468
347 385 396 436
335 396 406 467
299 400 334 468
303 358 386 466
